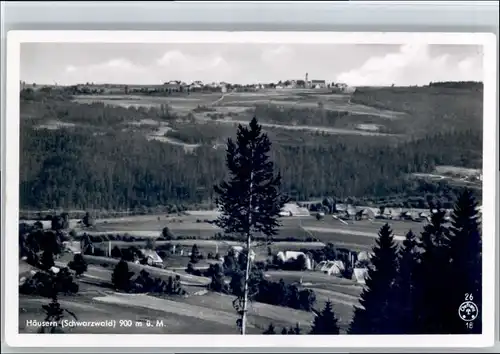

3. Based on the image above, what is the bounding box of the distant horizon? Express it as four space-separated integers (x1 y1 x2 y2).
21 43 484 87
20 80 484 88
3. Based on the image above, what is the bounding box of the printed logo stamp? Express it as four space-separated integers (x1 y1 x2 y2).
458 301 479 322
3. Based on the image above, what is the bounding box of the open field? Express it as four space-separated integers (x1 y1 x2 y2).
216 90 407 120
73 94 222 113
86 213 425 248
71 90 408 141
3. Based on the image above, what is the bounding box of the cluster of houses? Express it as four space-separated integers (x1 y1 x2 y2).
333 204 454 223
272 74 354 92
273 249 371 285
278 201 451 223
21 75 354 95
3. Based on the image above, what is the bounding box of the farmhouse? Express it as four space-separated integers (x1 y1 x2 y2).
377 207 401 220
280 203 310 217
356 208 378 220
138 249 164 267
277 251 313 270
316 260 345 276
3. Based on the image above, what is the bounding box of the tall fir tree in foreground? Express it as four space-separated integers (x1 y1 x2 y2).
214 117 287 335
413 208 452 334
349 223 399 334
310 300 340 334
394 230 420 334
447 189 482 334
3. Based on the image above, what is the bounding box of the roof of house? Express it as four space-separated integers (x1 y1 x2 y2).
282 203 310 216
277 251 307 261
140 249 163 263
311 80 326 84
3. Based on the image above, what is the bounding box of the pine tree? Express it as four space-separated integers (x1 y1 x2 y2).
263 323 276 334
190 244 200 264
208 263 226 293
394 230 420 334
413 208 452 334
111 245 122 258
112 260 134 292
310 301 340 334
447 189 482 334
214 117 287 335
349 223 399 334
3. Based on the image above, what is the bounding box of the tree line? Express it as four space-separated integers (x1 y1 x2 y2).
20 121 481 211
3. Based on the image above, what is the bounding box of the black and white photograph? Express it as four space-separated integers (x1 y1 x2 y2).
4 31 496 348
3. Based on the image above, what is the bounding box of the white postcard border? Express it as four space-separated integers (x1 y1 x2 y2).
4 31 497 348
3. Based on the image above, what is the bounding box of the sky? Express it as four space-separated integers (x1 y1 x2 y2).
20 43 483 86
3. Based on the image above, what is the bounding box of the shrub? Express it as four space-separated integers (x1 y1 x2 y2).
20 267 79 298
110 245 122 258
68 254 88 277
161 227 175 240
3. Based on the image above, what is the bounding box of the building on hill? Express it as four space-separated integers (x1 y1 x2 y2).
309 80 327 89
293 80 306 88
163 81 184 92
